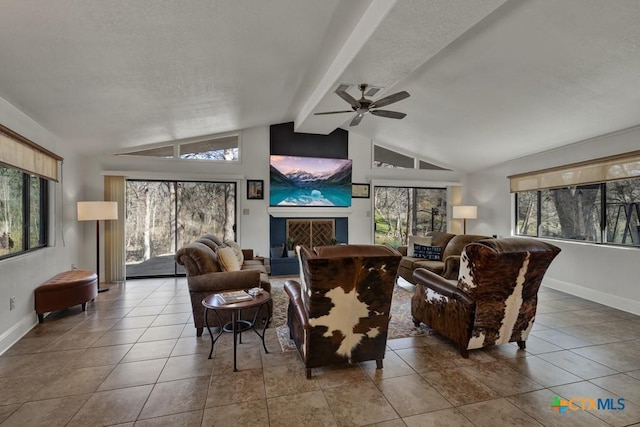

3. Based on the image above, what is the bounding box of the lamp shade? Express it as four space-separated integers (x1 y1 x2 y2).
77 201 118 221
452 205 477 220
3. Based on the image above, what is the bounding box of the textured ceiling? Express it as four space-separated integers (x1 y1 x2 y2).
1 0 639 172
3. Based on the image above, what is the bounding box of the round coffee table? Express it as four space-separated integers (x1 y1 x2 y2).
202 291 271 371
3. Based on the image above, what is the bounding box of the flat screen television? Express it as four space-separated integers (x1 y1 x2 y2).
269 155 352 207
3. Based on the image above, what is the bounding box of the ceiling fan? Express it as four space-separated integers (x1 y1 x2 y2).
314 83 410 126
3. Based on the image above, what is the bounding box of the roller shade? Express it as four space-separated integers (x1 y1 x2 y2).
509 150 640 192
0 124 62 181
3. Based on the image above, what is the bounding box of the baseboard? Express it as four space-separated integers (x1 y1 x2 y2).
543 278 640 316
0 314 37 356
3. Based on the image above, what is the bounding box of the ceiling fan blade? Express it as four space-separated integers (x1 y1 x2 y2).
336 89 361 108
314 110 354 115
349 113 364 126
371 109 406 119
371 91 410 108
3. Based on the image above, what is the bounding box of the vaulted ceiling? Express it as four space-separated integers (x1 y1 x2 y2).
1 0 639 172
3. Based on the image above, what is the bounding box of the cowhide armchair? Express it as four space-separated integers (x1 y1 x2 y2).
411 237 560 357
284 244 401 379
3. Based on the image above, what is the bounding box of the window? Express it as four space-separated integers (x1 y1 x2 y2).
374 144 451 171
125 180 236 278
118 134 240 162
512 150 640 246
0 166 48 258
515 178 640 246
373 186 447 248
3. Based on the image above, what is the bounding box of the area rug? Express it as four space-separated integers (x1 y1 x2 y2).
269 277 433 352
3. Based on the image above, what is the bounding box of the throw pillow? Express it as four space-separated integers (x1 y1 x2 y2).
407 236 433 257
224 240 244 265
216 246 241 271
413 244 442 260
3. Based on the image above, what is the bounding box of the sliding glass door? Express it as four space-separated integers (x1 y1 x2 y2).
125 180 236 278
373 186 447 248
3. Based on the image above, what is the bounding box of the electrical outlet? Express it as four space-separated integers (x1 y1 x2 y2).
9 297 15 311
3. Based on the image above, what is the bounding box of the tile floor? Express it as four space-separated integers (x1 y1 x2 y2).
1 278 640 426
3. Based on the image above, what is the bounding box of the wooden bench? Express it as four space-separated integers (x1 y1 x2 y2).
34 270 98 323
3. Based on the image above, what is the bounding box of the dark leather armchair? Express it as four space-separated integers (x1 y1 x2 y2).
284 244 401 379
411 237 560 357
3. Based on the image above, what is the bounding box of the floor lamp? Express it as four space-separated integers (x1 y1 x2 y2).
452 205 477 234
77 201 118 293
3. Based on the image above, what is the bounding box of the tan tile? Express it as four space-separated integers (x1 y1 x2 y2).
45 331 105 352
360 351 416 380
313 364 370 389
134 410 203 426
263 363 321 398
530 329 592 349
121 339 177 362
457 398 542 426
151 312 190 327
462 361 543 396
32 365 113 399
127 306 166 317
376 374 451 417
2 336 60 356
71 344 132 368
170 336 211 357
0 404 20 423
421 368 497 406
202 399 269 426
3 350 83 377
67 385 152 426
551 381 640 426
98 358 166 391
504 354 582 387
206 369 265 407
161 303 192 314
519 335 563 354
537 350 618 379
112 315 157 329
267 390 337 426
71 317 121 333
260 345 303 368
368 419 410 427
138 325 185 342
572 342 640 371
138 376 209 419
24 322 77 338
1 394 90 427
157 353 213 382
91 328 146 346
591 374 640 406
386 335 433 351
403 408 474 427
507 388 610 427
0 375 51 404
212 345 263 373
323 381 399 426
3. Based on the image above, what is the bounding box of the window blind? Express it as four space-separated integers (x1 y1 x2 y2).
509 150 640 192
0 124 62 181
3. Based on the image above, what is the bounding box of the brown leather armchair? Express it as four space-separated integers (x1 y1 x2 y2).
175 237 271 336
284 244 401 379
411 237 560 357
396 232 492 284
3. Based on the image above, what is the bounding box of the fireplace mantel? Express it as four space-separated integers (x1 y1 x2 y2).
267 207 352 218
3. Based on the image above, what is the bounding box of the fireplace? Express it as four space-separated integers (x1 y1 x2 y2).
269 216 348 275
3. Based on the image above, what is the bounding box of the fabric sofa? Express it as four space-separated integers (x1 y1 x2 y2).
411 237 560 357
396 231 492 283
175 234 271 336
284 244 401 379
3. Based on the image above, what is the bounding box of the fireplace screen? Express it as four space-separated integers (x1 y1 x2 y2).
286 219 335 248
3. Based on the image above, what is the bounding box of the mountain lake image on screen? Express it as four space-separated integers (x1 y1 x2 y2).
269 155 352 207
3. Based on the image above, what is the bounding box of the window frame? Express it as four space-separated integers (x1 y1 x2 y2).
0 166 48 260
514 179 640 247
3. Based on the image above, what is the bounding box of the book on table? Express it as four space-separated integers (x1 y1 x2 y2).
216 290 253 304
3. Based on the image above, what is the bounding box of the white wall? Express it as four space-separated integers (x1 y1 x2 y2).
465 127 640 315
0 98 83 354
